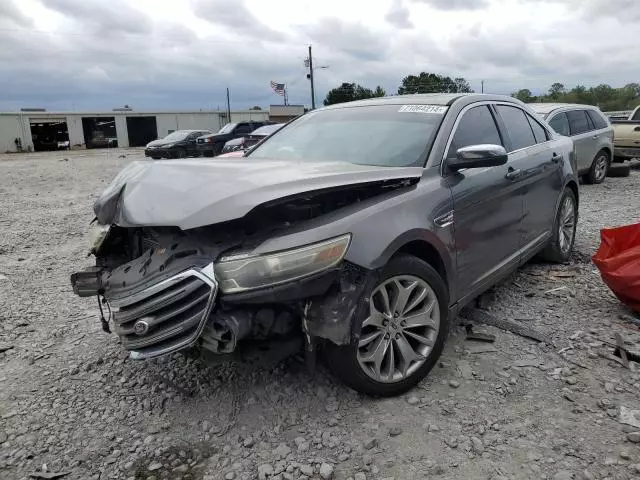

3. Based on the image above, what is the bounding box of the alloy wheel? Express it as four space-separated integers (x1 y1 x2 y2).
594 155 608 182
558 196 576 254
357 275 440 383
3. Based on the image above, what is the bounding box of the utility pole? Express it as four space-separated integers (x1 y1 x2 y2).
481 80 484 94
226 88 231 123
307 45 316 110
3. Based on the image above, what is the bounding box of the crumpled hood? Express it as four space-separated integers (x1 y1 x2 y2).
94 158 423 230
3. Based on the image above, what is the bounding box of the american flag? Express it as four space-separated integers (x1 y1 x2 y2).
270 81 286 96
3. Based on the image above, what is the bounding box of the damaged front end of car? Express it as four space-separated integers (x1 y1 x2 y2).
70 160 420 365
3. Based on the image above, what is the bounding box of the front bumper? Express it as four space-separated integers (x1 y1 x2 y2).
145 148 170 158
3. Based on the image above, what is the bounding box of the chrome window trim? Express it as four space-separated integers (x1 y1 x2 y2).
440 101 555 176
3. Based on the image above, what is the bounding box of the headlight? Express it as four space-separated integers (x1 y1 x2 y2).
88 222 111 252
215 234 351 294
163 143 174 148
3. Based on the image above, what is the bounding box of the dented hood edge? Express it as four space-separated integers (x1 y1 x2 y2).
93 159 424 230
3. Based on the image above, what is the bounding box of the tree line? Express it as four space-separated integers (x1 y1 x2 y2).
513 83 640 111
323 72 640 112
323 72 472 106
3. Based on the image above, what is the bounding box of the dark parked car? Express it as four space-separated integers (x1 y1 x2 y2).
221 123 285 154
71 94 578 397
145 130 212 159
196 121 273 156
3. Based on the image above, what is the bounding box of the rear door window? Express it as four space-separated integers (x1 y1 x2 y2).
234 124 253 135
495 105 536 151
548 113 570 136
587 110 608 130
566 110 590 135
526 113 549 143
446 105 502 159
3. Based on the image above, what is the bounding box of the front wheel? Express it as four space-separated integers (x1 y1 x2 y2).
584 150 609 184
540 188 577 263
323 255 449 397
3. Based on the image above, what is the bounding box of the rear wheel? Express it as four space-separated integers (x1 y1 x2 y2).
540 188 577 263
203 151 214 157
584 150 609 184
323 255 449 397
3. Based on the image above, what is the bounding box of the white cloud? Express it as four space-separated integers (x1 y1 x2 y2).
0 0 638 110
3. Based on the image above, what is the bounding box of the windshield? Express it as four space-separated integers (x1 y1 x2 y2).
247 105 446 167
162 131 190 141
218 123 237 134
251 124 284 136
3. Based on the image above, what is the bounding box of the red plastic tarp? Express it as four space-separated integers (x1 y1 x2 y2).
593 223 640 313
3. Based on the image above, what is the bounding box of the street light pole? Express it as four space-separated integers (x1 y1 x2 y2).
308 45 315 110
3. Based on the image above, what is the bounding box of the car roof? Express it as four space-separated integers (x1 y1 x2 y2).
529 103 601 115
320 93 531 110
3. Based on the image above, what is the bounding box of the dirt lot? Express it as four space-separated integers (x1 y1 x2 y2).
1 149 640 480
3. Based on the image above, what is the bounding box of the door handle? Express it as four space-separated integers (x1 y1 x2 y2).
505 168 521 180
551 153 562 163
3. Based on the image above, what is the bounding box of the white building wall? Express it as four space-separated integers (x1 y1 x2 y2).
64 115 85 148
115 116 129 148
0 115 27 152
0 110 272 152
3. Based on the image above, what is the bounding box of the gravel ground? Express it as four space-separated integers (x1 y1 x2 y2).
1 149 640 480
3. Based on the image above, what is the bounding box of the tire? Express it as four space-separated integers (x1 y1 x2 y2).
150 156 161 160
176 149 186 159
613 156 626 164
607 164 631 177
539 188 577 263
203 151 214 158
584 150 610 184
323 254 449 397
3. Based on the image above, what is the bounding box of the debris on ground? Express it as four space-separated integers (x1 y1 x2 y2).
463 324 496 343
619 406 640 429
460 307 553 345
28 471 71 479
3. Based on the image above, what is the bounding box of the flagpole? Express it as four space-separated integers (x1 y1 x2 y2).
284 87 288 106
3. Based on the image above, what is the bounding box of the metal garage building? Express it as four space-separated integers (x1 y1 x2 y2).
0 109 270 153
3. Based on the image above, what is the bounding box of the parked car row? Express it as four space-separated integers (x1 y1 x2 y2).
73 93 581 396
144 121 279 159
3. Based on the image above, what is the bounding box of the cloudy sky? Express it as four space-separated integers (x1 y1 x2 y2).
0 0 637 111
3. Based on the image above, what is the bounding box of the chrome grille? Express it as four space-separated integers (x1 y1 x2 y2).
108 263 217 360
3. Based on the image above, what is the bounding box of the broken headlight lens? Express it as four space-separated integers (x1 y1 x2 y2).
215 234 351 294
88 222 111 252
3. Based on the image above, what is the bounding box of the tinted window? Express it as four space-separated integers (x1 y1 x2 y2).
633 109 640 121
587 110 608 130
526 113 549 143
549 113 570 136
447 106 502 159
566 110 590 135
234 124 253 134
248 104 446 167
495 105 536 151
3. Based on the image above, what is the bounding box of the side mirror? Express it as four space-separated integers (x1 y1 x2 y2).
447 144 508 171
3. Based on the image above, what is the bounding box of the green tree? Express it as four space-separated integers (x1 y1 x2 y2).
373 86 386 97
548 82 566 100
249 105 262 110
397 72 473 95
512 89 535 103
323 82 382 106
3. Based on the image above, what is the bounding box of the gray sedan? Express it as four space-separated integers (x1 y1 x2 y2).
72 93 578 396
